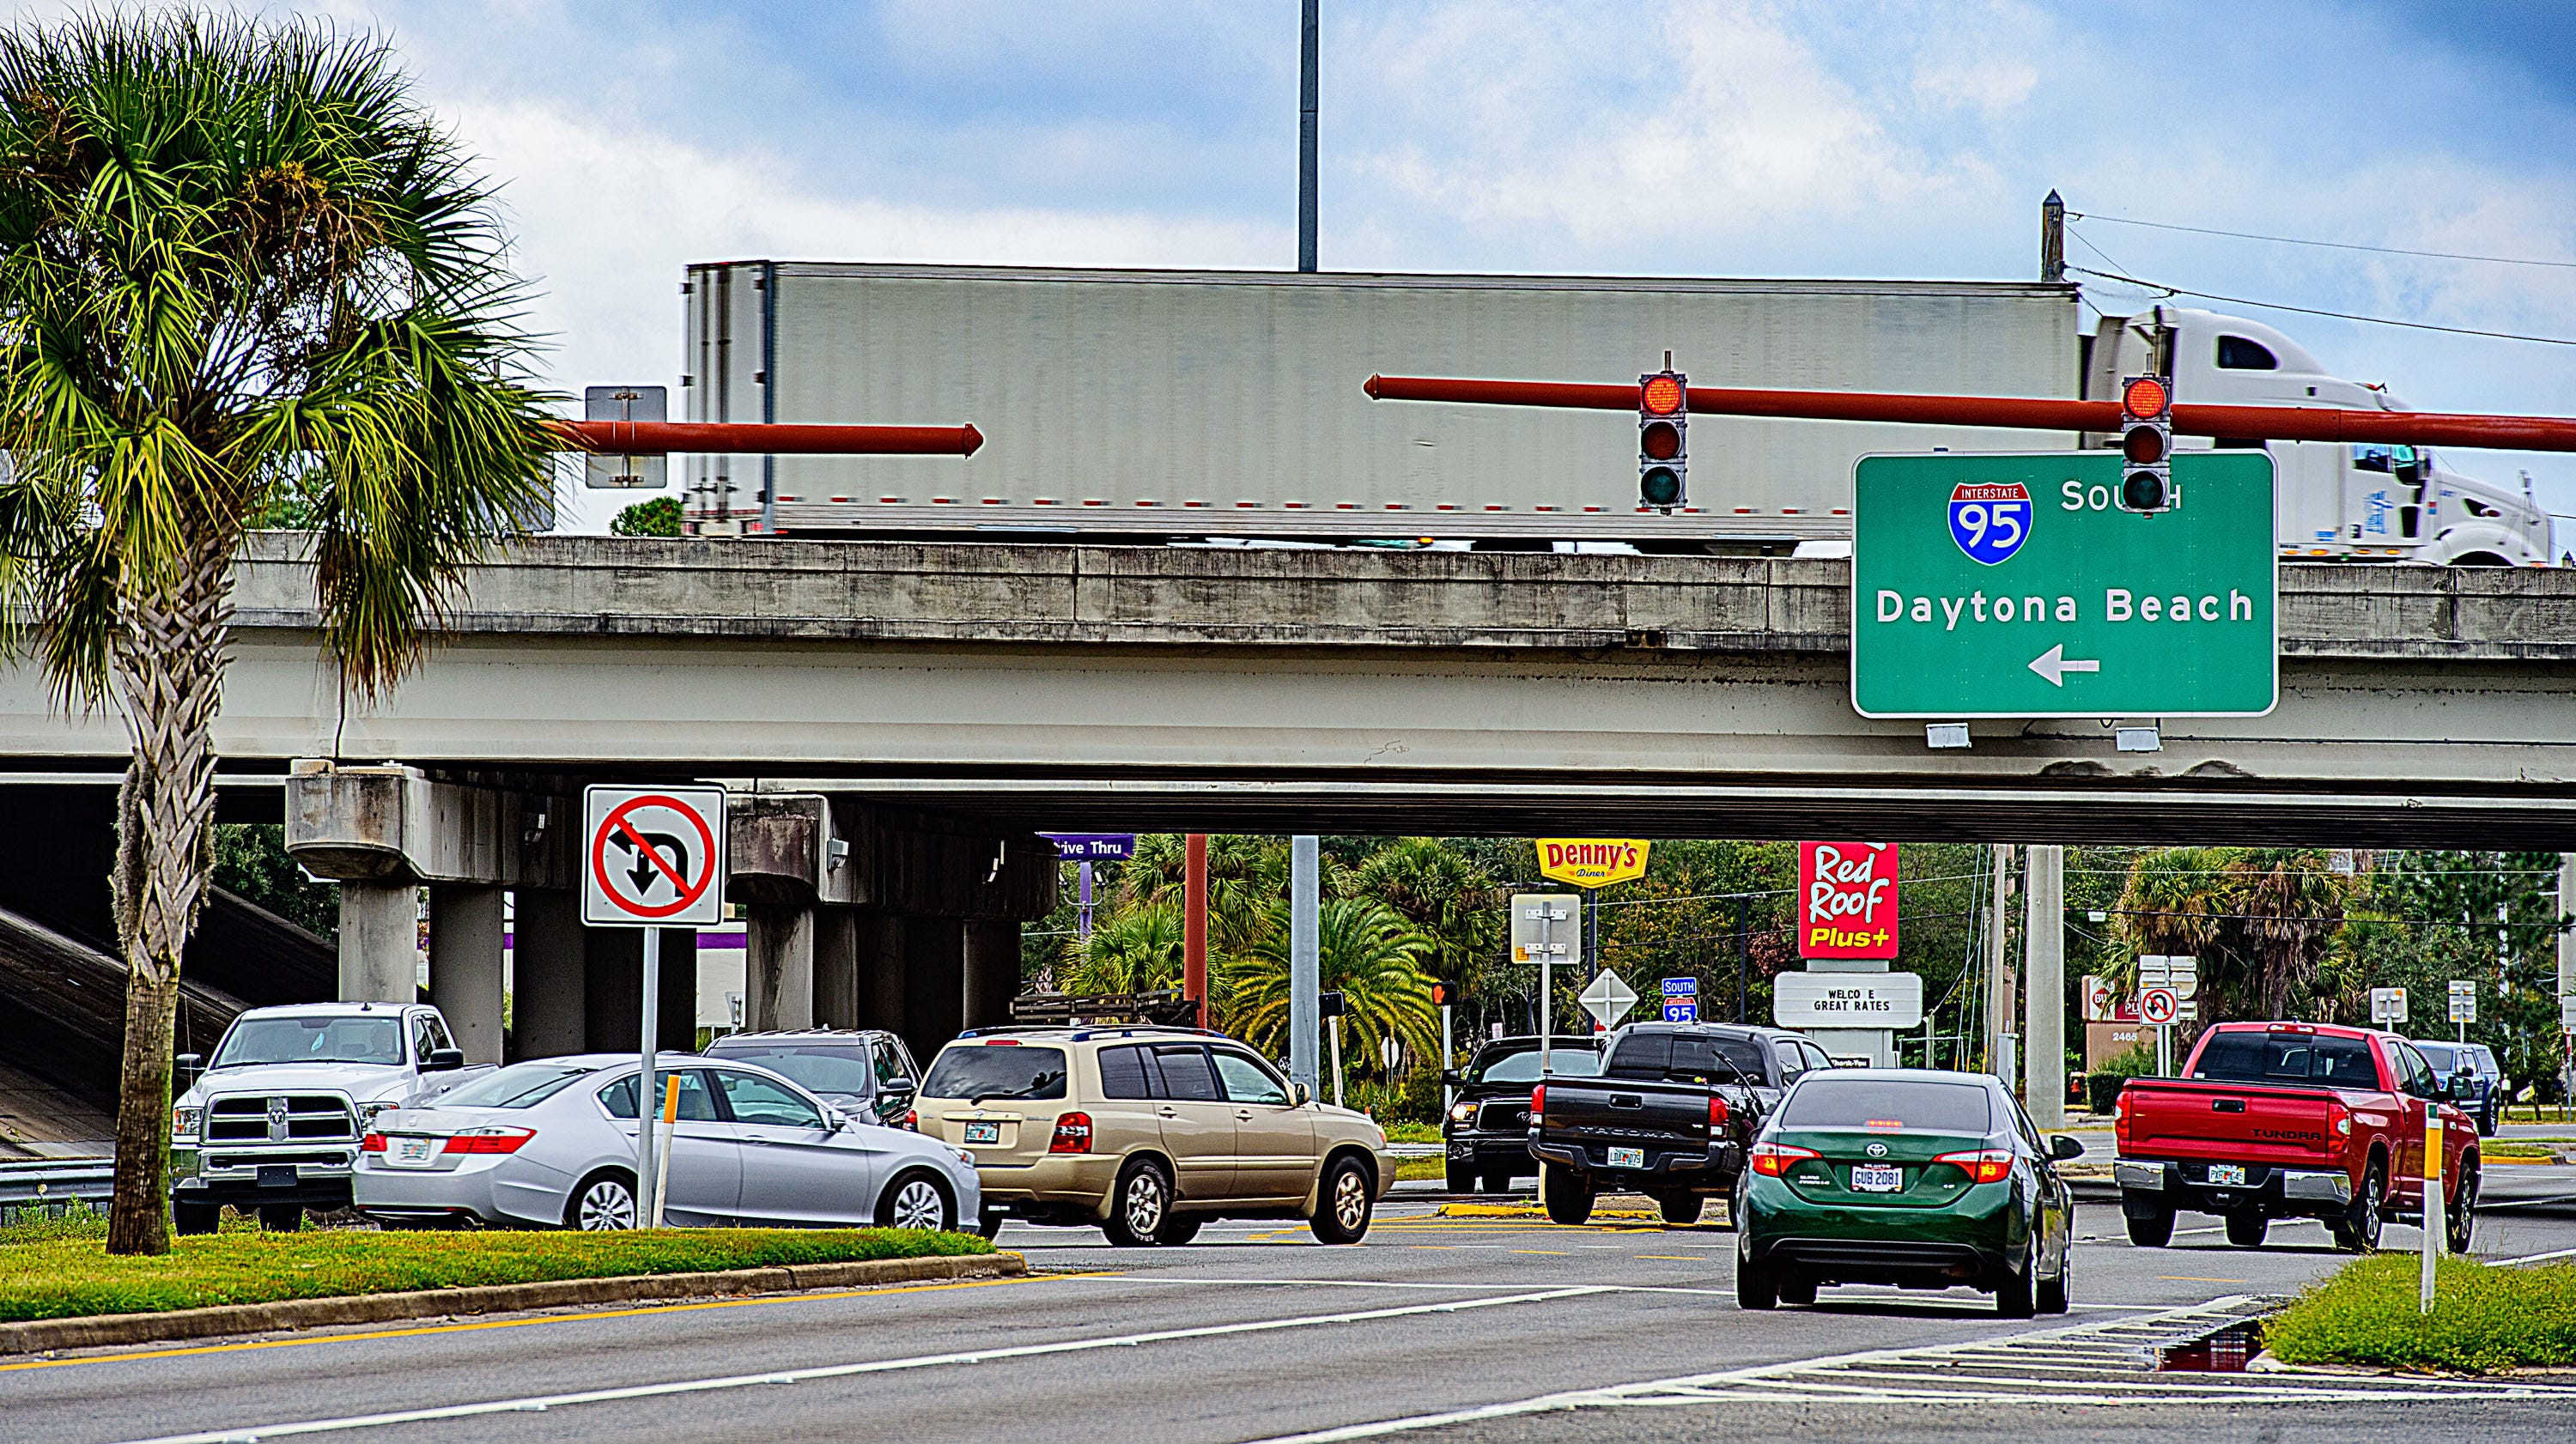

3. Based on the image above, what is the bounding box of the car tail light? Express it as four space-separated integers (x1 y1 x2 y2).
902 1110 919 1131
1935 1149 2014 1184
1530 1084 1546 1128
360 1133 388 1153
1049 1112 1093 1154
1749 1141 1818 1177
2113 1089 2130 1153
441 1126 536 1155
2328 1100 2352 1138
1707 1095 1730 1130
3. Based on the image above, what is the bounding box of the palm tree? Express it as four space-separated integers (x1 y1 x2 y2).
0 15 556 1254
1060 901 1188 998
1224 899 1440 1084
1118 833 1292 957
1342 837 1498 986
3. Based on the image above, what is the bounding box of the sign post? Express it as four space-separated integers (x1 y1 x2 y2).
1579 972 1639 1033
2448 980 2476 1041
1790 841 1905 1065
584 785 727 1229
1851 452 2277 719
1661 976 1698 1024
1510 893 1580 1076
2371 986 2410 1028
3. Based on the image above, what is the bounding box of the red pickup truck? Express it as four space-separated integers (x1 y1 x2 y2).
2113 1022 2478 1253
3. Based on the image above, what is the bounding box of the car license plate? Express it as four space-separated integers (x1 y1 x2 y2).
963 1121 1002 1145
1606 1147 1646 1169
1850 1164 1903 1192
2207 1163 2246 1186
387 1137 438 1168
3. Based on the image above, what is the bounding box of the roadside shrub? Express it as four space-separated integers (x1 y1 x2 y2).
2266 1254 2576 1374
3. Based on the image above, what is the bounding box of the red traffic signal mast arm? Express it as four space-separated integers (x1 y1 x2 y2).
1361 374 2576 452
549 420 985 455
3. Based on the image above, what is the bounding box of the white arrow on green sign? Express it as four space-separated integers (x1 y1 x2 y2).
1850 452 2278 719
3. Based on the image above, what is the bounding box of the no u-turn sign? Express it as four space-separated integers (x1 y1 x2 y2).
583 786 726 927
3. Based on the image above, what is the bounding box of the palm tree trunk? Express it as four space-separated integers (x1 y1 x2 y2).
104 537 234 1256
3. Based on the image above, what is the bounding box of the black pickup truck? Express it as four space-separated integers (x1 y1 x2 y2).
1528 1022 1831 1225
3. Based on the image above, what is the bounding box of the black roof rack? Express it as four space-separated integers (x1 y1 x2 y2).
1001 990 1203 1029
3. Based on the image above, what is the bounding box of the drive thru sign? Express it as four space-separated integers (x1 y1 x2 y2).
585 786 727 926
1851 452 2276 719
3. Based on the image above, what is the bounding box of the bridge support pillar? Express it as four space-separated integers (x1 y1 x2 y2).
337 882 417 1004
902 917 965 1063
963 920 1020 1033
428 884 506 1064
813 909 860 1028
746 903 817 1032
859 913 907 1037
512 889 586 1060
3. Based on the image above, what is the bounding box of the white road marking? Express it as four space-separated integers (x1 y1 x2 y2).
2493 1244 2576 1265
106 1286 1613 1444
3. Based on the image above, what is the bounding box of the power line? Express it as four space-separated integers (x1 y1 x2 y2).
2066 264 2576 347
2068 210 2576 270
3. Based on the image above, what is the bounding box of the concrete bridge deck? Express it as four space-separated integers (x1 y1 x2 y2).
3 534 2571 846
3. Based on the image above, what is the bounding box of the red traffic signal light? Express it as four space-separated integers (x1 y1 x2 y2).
1638 368 1687 509
1430 980 1461 1008
2117 373 2176 514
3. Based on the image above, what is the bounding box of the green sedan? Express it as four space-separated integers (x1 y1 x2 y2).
1735 1068 2081 1316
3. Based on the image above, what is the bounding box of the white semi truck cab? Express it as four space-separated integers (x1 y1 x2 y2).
2087 306 2554 566
170 1002 489 1232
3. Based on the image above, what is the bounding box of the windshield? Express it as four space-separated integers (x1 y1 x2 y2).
212 1016 404 1068
922 1044 1068 1102
2414 1042 2458 1071
1779 1079 1992 1133
2190 1032 2378 1088
430 1062 595 1110
1604 1031 1769 1084
709 1045 878 1097
1470 1046 1602 1085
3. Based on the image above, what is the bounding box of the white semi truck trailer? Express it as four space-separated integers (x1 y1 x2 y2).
677 262 2550 566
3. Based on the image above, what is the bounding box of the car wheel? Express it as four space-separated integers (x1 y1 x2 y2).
1446 1162 1477 1193
2037 1247 2069 1315
1480 1168 1516 1195
1540 1162 1595 1226
1157 1212 1206 1246
2224 1210 2269 1248
1310 1155 1375 1244
1102 1156 1174 1247
2123 1202 2174 1248
1654 1192 1704 1226
2446 1161 2477 1254
1776 1270 1817 1307
975 1206 1007 1241
258 1204 303 1233
1993 1255 2036 1318
878 1170 956 1232
1735 1251 1777 1310
173 1201 222 1236
2330 1161 2384 1253
568 1171 638 1231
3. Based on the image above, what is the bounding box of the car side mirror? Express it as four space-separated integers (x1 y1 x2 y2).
173 1053 202 1083
424 1047 466 1071
1440 1069 1462 1087
2048 1134 2085 1162
1291 1082 1311 1107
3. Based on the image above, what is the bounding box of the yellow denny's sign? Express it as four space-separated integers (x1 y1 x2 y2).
1535 839 1650 888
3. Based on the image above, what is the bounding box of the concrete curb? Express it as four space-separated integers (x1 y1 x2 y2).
0 1251 1025 1356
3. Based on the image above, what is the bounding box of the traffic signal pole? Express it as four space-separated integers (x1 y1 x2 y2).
1363 374 2576 452
550 420 984 455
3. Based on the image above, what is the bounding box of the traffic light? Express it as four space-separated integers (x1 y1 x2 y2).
2117 373 2177 514
1638 368 1687 510
1316 990 1346 1019
1430 980 1461 1008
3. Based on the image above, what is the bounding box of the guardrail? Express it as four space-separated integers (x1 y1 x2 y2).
0 1158 112 1225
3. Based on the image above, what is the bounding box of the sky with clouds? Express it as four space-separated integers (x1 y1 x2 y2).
22 1 2575 536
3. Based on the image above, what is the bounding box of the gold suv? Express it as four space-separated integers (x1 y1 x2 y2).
916 1027 1391 1246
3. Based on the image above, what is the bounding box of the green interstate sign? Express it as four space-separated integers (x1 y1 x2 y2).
1850 452 2277 719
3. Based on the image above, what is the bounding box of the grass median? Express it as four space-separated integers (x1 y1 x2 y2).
0 1207 993 1325
2264 1253 2576 1374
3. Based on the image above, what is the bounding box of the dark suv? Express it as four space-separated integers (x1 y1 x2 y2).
2413 1039 2505 1135
703 1028 923 1128
1441 1036 1602 1193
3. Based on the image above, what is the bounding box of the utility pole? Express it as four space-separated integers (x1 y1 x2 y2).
1290 835 1320 1091
1297 0 1319 273
1985 845 2014 1084
2024 846 2066 1128
2040 189 2065 283
1183 834 1209 1023
1733 896 1749 1024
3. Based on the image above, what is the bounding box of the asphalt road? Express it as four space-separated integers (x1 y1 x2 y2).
4 1175 2573 1444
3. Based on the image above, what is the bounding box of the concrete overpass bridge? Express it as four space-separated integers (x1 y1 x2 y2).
2 534 2570 1093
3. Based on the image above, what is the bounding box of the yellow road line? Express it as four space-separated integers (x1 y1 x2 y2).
0 1271 1103 1375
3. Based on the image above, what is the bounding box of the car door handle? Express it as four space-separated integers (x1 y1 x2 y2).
1158 1107 1179 1117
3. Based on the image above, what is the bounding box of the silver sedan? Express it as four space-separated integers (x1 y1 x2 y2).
354 1053 981 1231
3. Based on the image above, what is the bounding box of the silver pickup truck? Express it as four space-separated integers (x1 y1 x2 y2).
172 1002 490 1231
